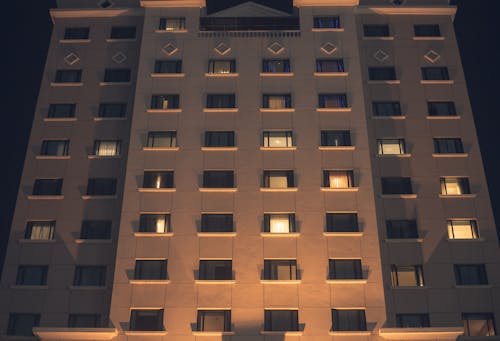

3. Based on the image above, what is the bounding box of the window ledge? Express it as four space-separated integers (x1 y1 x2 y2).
99 82 131 86
50 82 83 87
129 280 170 285
319 146 355 151
150 73 185 78
321 187 359 192
385 238 423 243
260 147 296 151
367 80 401 85
260 280 301 284
195 280 236 284
81 195 117 200
323 232 363 237
312 28 344 32
362 36 394 40
74 239 112 244
439 194 476 199
32 327 118 340
205 73 239 78
87 155 121 159
155 29 188 33
18 239 56 244
93 117 127 121
192 331 235 336
105 38 137 43
427 115 460 120
260 232 300 238
138 188 176 193
59 39 92 44
123 331 167 336
10 285 48 290
68 285 107 290
142 147 179 151
201 147 238 151
420 80 454 85
378 327 464 340
329 331 371 336
372 115 406 120
27 195 64 200
259 72 294 77
316 107 352 112
198 188 237 193
203 108 239 113
432 153 468 158
454 284 493 289
447 238 484 242
377 154 412 158
326 279 367 284
36 155 71 160
380 194 417 199
197 232 237 237
413 36 445 41
44 117 77 122
259 108 295 113
260 188 298 192
314 72 349 77
146 109 182 113
134 232 174 237
260 331 303 336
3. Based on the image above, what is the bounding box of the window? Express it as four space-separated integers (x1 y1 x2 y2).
264 310 299 331
16 266 48 285
462 313 496 336
204 132 235 147
139 214 171 233
323 170 354 188
206 94 235 108
41 140 69 156
134 260 168 280
48 104 76 118
93 140 120 156
103 69 130 83
377 139 406 155
80 220 112 240
318 94 348 108
368 67 397 80
428 102 456 116
197 310 231 332
262 94 292 109
440 177 470 195
421 67 450 80
332 309 367 331
414 24 440 37
263 171 294 188
329 260 362 280
32 179 63 196
203 171 234 188
64 27 89 40
433 138 464 154
86 178 116 196
262 131 293 148
386 220 418 239
201 214 233 233
391 265 424 287
321 131 351 147
98 103 126 118
313 16 340 29
150 95 179 109
154 60 182 74
208 60 236 74
130 310 164 331
143 171 174 189
147 131 177 148
264 260 298 280
363 24 390 37
455 264 488 285
73 266 106 286
396 314 430 328
55 70 81 83
316 59 345 73
199 260 232 280
264 214 296 233
381 177 413 195
110 26 136 39
326 213 359 233
262 59 291 73
7 314 40 336
447 220 479 240
25 221 55 240
159 17 186 31
373 102 402 117
68 314 101 328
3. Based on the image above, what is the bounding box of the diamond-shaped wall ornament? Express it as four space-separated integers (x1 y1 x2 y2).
64 52 80 66
97 0 114 8
162 42 179 56
373 49 389 62
214 42 231 55
320 42 337 55
424 49 441 63
112 52 127 64
267 42 285 55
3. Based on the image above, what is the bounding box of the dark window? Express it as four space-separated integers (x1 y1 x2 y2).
110 26 136 39
48 104 76 118
204 131 235 147
373 102 402 117
262 59 291 73
86 178 116 196
151 95 179 109
197 310 231 332
263 131 293 148
130 310 164 331
206 94 235 108
440 177 471 195
134 260 167 280
363 24 390 37
64 27 89 40
462 313 496 336
323 170 354 188
55 70 82 83
159 18 186 31
143 171 174 189
139 214 171 233
104 69 130 83
433 138 464 153
428 102 456 116
16 266 48 285
326 213 359 233
199 260 232 280
391 265 424 287
264 260 298 280
208 60 236 74
262 94 292 109
201 214 233 233
41 140 69 156
313 16 340 29
98 103 126 118
318 94 348 108
264 214 296 233
414 24 440 37
321 131 351 147
73 266 106 286
396 314 430 328
154 60 182 73
421 67 449 80
68 314 101 328
264 310 299 331
93 140 120 157
80 220 112 240
147 131 177 148
32 179 63 196
7 314 40 336
329 260 362 280
381 177 413 195
203 171 234 188
263 171 294 188
316 59 345 73
25 221 55 240
368 67 397 80
455 264 488 285
377 139 406 155
332 309 367 331
386 220 418 239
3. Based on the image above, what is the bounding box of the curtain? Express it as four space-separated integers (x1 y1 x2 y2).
96 141 118 156
29 223 54 240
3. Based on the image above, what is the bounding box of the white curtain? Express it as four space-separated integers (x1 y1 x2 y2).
30 223 54 240
97 141 118 156
329 172 349 188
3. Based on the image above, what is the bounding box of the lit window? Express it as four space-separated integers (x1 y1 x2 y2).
201 214 233 233
68 314 101 328
264 310 299 331
454 264 488 285
462 313 496 336
319 94 348 108
25 221 55 240
41 140 69 156
329 259 363 280
262 59 291 73
262 131 293 148
264 213 295 233
396 314 430 328
313 16 341 29
199 260 232 280
326 213 358 233
16 266 48 285
139 214 170 233
378 139 406 155
93 140 120 156
386 220 418 239
73 266 106 286
391 265 424 287
323 170 354 188
109 26 136 39
264 260 298 280
440 177 470 195
373 102 402 117
363 24 390 37
129 309 164 331
154 60 182 74
159 18 185 31
151 95 179 109
147 131 177 148
332 309 367 331
134 260 168 280
316 59 345 72
80 220 111 240
447 220 479 239
197 310 231 332
7 314 40 336
208 60 236 74
262 94 292 109
263 171 294 188
143 171 174 189
48 104 76 118
414 24 440 37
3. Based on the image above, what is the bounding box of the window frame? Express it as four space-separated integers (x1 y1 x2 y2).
447 220 479 240
147 131 177 148
48 103 76 118
331 309 367 331
16 265 48 286
326 213 359 233
377 139 406 155
98 103 126 118
454 264 488 285
198 260 233 280
202 170 234 188
196 310 232 332
154 60 182 74
414 24 441 37
86 178 117 196
32 178 63 196
134 259 168 280
159 17 186 31
263 259 298 280
109 26 136 39
103 68 131 83
264 310 299 332
329 259 363 280
25 221 55 240
63 27 90 40
363 24 390 37
55 70 82 83
421 67 450 81
264 213 296 233
373 101 402 117
318 94 348 108
73 266 106 286
150 94 180 109
139 213 171 233
262 59 291 73
262 131 294 148
201 214 234 233
80 220 112 240
208 60 236 74
381 177 413 195
386 220 419 239
142 171 174 189
206 94 236 108
391 265 425 287
204 131 235 148
129 309 164 331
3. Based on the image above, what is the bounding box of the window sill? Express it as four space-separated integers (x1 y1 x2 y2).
259 108 295 113
329 331 371 336
312 28 344 32
105 38 137 43
18 239 56 244
155 29 188 33
378 327 464 340
59 39 92 44
203 108 239 113
146 109 182 113
371 115 406 120
134 232 174 237
413 36 445 41
362 36 394 40
195 280 236 284
32 327 118 340
74 239 112 244
316 107 352 112
260 232 300 238
205 73 239 78
260 280 301 284
259 72 294 77
420 80 454 85
199 188 237 193
142 147 179 151
197 232 237 237
323 232 363 237
454 284 493 289
123 331 167 336
426 115 460 120
81 195 117 200
68 285 107 290
260 331 303 336
192 331 235 336
313 72 349 77
99 82 131 86
50 82 83 87
44 117 77 122
129 280 171 285
439 194 476 199
377 154 411 158
319 146 355 151
385 238 424 243
201 147 238 151
380 194 417 199
93 117 127 121
150 73 185 78
367 80 401 85
27 195 64 200
10 285 48 290
260 188 298 192
321 187 359 192
326 279 367 284
137 188 176 193
87 155 121 159
432 153 469 158
259 147 296 151
36 155 71 160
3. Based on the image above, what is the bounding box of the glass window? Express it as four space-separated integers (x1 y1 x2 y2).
199 260 232 280
329 259 363 280
454 264 488 285
134 260 167 280
202 171 234 188
326 213 359 232
68 314 101 328
321 130 351 147
103 69 130 82
263 171 294 188
373 101 402 117
440 177 470 195
129 309 164 331
204 131 235 147
7 314 40 336
80 220 112 240
159 18 186 31
25 221 55 240
197 310 231 332
313 16 340 29
201 214 233 233
332 309 367 331
381 177 413 195
55 70 82 83
414 24 440 37
262 94 292 109
139 214 171 233
154 60 182 73
391 265 424 287
428 102 456 116
110 26 136 39
434 138 464 153
368 67 397 80
208 60 236 74
73 266 106 286
151 95 179 109
447 220 479 240
264 310 299 331
422 67 449 80
93 140 120 156
16 266 48 285
206 94 235 108
323 170 354 188
377 139 406 155
264 214 296 233
462 313 496 336
363 24 390 37
262 59 291 73
263 131 293 148
386 220 418 239
147 132 177 148
86 178 116 196
41 140 69 156
316 59 345 73
396 314 430 328
143 171 174 189
318 94 348 108
98 103 126 118
32 179 63 196
64 27 89 40
48 104 76 118
264 260 298 280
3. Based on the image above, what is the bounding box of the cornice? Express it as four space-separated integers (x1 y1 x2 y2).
294 0 358 6
141 0 204 7
50 8 143 20
356 6 456 16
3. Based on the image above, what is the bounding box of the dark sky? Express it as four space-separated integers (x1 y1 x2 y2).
2 0 500 272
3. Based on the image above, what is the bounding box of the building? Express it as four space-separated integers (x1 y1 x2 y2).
1 0 499 339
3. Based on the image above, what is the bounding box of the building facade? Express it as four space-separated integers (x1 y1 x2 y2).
1 0 499 340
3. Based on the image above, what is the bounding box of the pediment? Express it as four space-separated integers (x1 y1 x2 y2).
208 1 291 17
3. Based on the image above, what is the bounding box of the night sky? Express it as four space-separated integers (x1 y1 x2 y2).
2 0 500 272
